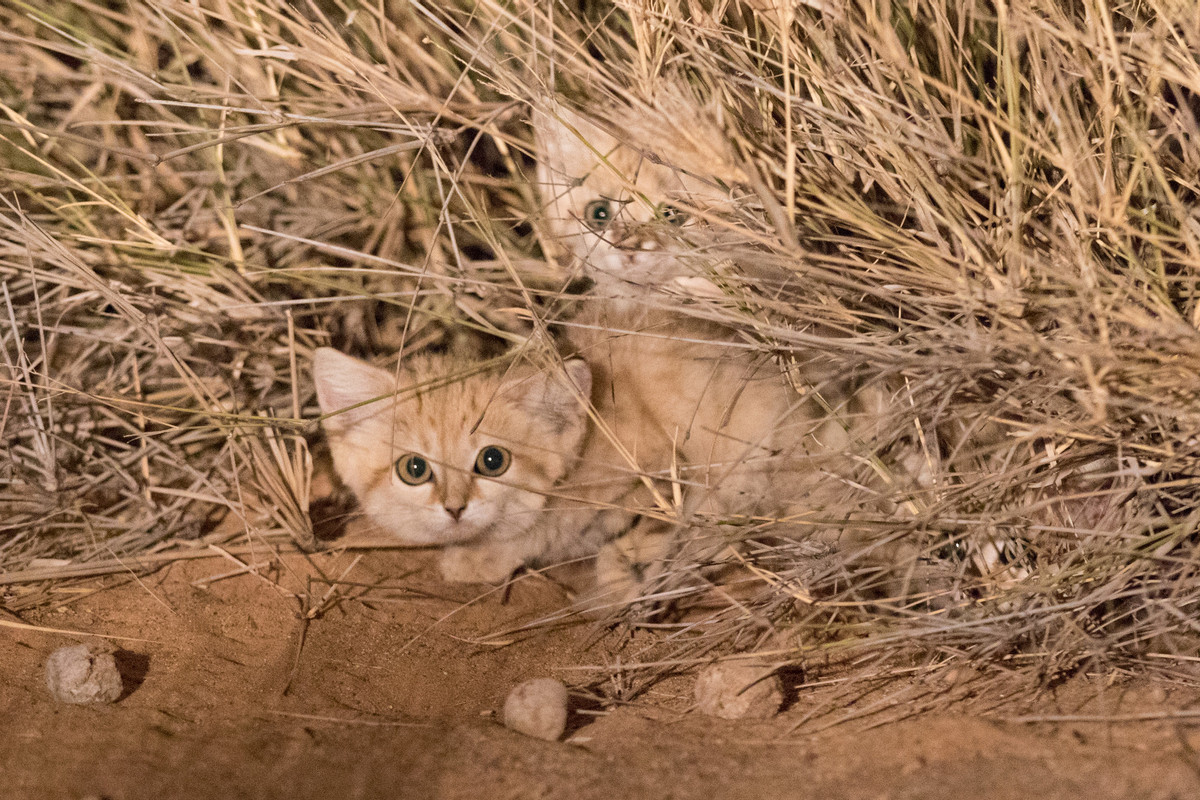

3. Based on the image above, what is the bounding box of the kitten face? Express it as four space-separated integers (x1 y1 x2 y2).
534 108 732 296
312 348 592 548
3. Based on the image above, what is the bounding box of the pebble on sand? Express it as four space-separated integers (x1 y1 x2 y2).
694 663 783 720
45 643 124 705
503 677 569 741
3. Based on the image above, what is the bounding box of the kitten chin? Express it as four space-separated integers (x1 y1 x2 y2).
311 347 592 557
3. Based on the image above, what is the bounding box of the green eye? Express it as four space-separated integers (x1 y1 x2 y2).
583 199 614 230
395 454 432 486
473 445 511 478
657 203 688 226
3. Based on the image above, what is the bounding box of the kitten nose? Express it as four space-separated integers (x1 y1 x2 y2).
614 225 661 251
444 504 466 522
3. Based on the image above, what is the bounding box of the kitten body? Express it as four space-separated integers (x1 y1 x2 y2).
572 305 867 522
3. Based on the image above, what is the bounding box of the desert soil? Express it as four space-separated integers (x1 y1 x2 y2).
4 545 1200 800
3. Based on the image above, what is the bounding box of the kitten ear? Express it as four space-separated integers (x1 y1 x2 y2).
533 106 574 207
533 105 615 191
312 347 397 430
514 358 592 435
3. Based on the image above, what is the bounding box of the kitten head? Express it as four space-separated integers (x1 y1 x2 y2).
312 347 592 547
533 105 735 297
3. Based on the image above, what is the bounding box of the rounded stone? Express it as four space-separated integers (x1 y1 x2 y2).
503 677 569 741
694 663 783 720
45 643 124 704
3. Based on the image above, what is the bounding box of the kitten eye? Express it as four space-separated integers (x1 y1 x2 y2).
473 445 511 478
395 454 432 486
657 203 688 226
582 199 614 230
935 537 968 562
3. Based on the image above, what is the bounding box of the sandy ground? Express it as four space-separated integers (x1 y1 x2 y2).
4 546 1200 800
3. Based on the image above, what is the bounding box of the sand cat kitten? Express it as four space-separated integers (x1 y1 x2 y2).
535 106 885 512
313 347 600 582
533 105 895 603
317 344 729 592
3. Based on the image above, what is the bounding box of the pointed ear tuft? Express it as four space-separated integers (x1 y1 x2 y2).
532 106 575 212
312 348 397 430
533 105 616 192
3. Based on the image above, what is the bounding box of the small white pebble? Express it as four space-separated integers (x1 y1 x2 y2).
503 678 568 741
45 643 123 705
694 663 783 720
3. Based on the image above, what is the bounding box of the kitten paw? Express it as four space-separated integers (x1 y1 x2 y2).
438 544 524 584
575 528 672 616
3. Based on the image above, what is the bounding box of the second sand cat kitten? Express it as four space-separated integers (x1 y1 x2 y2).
534 106 889 529
534 104 926 606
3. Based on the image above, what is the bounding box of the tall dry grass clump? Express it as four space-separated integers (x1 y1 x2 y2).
3 0 1200 690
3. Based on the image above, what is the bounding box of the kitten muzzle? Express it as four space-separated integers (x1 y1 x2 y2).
612 224 664 252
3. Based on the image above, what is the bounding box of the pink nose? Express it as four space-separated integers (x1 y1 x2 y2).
444 505 465 522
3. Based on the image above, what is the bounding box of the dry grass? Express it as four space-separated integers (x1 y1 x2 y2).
3 0 1200 690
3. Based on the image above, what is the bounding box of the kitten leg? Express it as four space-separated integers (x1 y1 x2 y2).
438 540 533 584
574 519 676 617
439 505 642 585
